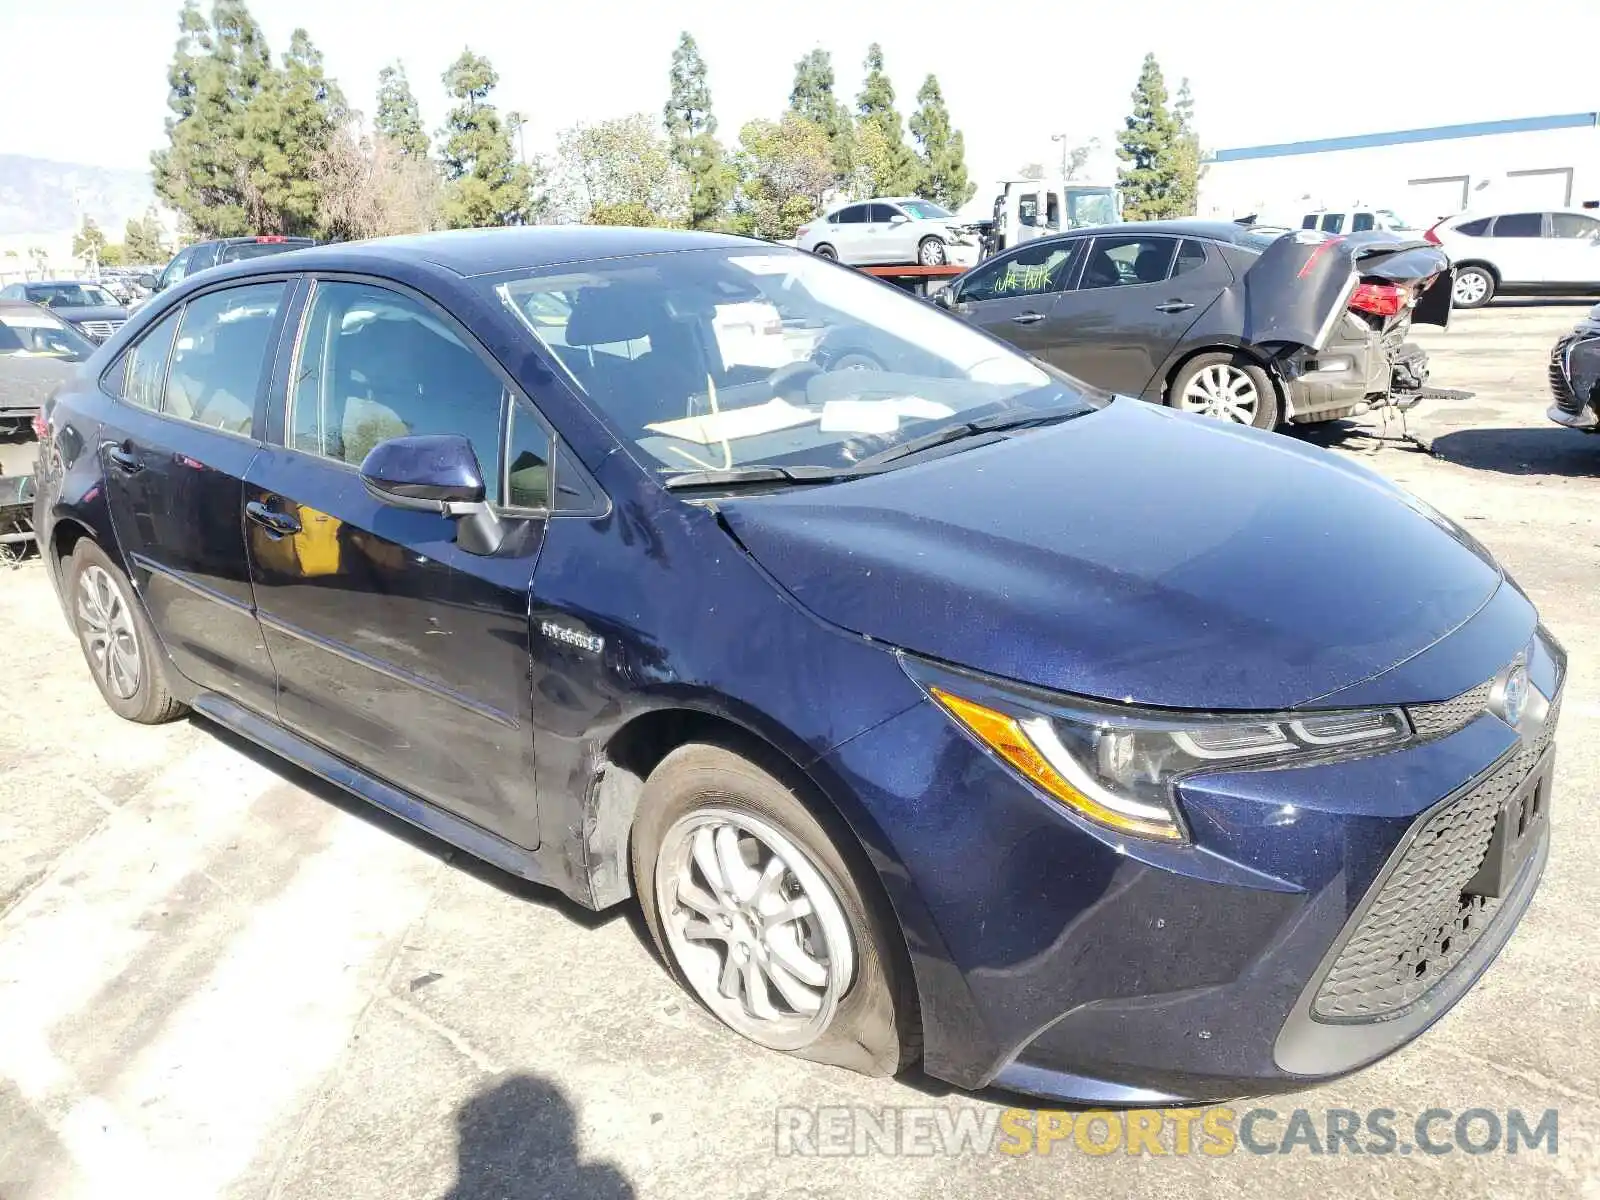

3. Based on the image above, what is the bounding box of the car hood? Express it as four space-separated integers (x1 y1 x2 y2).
55 305 129 323
717 400 1504 710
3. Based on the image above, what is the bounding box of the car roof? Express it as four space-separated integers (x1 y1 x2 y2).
187 226 766 281
1034 219 1265 245
0 298 65 316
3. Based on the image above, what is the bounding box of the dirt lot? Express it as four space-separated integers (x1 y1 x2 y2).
3 301 1600 1199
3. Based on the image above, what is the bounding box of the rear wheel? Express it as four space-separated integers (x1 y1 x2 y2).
1169 352 1281 430
1452 266 1495 309
812 243 837 261
65 540 184 724
917 237 947 266
634 743 915 1077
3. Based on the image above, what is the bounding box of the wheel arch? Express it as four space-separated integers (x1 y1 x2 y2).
586 699 922 1041
1160 341 1288 410
1453 259 1501 283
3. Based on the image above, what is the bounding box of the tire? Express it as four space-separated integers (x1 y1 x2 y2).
1168 351 1281 431
1452 265 1496 309
917 236 947 266
633 743 916 1077
812 243 837 261
64 539 185 724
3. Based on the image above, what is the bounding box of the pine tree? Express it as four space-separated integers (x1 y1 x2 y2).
72 217 107 264
150 0 342 238
789 48 853 190
1116 53 1186 221
124 209 170 264
663 33 728 229
908 74 973 209
268 29 347 234
1172 77 1202 217
438 49 544 228
376 62 431 159
853 44 919 198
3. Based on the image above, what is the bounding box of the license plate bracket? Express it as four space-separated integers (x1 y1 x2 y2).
1464 755 1552 899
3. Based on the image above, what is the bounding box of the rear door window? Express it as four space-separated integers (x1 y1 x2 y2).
1319 213 1345 234
1454 217 1491 236
1172 239 1209 279
1351 212 1376 232
1491 213 1542 238
834 205 868 224
1079 236 1179 289
162 282 285 434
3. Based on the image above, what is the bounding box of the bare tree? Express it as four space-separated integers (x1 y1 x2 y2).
314 124 443 241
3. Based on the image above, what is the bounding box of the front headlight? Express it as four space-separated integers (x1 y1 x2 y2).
909 663 1411 844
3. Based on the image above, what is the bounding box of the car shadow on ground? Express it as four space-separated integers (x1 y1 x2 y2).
1480 296 1597 309
443 1072 636 1199
199 721 649 944
1424 426 1600 477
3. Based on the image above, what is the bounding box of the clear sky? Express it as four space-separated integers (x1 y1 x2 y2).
3 0 1597 190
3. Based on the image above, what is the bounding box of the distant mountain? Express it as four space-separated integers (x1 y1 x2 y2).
0 155 158 238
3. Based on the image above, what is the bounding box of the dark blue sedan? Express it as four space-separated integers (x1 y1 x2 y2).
32 227 1563 1102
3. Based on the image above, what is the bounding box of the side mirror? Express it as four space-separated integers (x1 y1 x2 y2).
360 433 504 555
889 213 910 226
137 274 157 289
934 287 958 309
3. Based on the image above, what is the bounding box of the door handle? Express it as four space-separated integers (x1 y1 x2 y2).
245 500 302 537
1156 300 1196 313
104 443 143 474
1011 312 1047 325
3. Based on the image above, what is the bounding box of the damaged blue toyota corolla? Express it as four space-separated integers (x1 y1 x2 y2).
34 227 1562 1102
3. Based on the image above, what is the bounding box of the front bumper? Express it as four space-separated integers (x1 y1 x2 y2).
822 621 1561 1103
1547 327 1600 430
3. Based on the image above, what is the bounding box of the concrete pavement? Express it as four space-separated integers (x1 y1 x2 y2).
3 300 1600 1198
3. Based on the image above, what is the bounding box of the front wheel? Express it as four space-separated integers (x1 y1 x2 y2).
1452 266 1496 309
917 237 947 266
1169 352 1281 430
65 539 185 724
634 743 916 1077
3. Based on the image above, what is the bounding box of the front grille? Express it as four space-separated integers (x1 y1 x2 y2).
1550 337 1581 415
1312 691 1559 1021
1408 679 1492 740
80 320 125 341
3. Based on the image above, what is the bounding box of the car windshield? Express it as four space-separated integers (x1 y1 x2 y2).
32 284 117 307
899 201 953 221
1065 189 1119 228
0 309 95 360
1374 208 1420 232
494 247 1089 479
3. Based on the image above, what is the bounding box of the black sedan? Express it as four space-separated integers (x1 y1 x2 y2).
1546 302 1600 431
0 280 131 343
935 220 1453 429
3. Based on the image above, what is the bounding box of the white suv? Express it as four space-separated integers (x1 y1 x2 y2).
1428 208 1600 308
795 198 978 267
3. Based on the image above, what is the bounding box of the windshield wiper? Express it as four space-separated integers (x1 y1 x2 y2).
661 464 848 491
848 401 1089 471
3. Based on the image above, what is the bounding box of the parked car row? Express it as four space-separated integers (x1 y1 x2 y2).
32 226 1561 1108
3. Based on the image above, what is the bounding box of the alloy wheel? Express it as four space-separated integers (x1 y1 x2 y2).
76 564 141 700
1453 272 1489 306
919 239 947 266
655 807 855 1051
1180 364 1261 423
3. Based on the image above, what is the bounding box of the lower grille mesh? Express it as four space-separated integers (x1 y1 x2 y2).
1312 694 1559 1021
